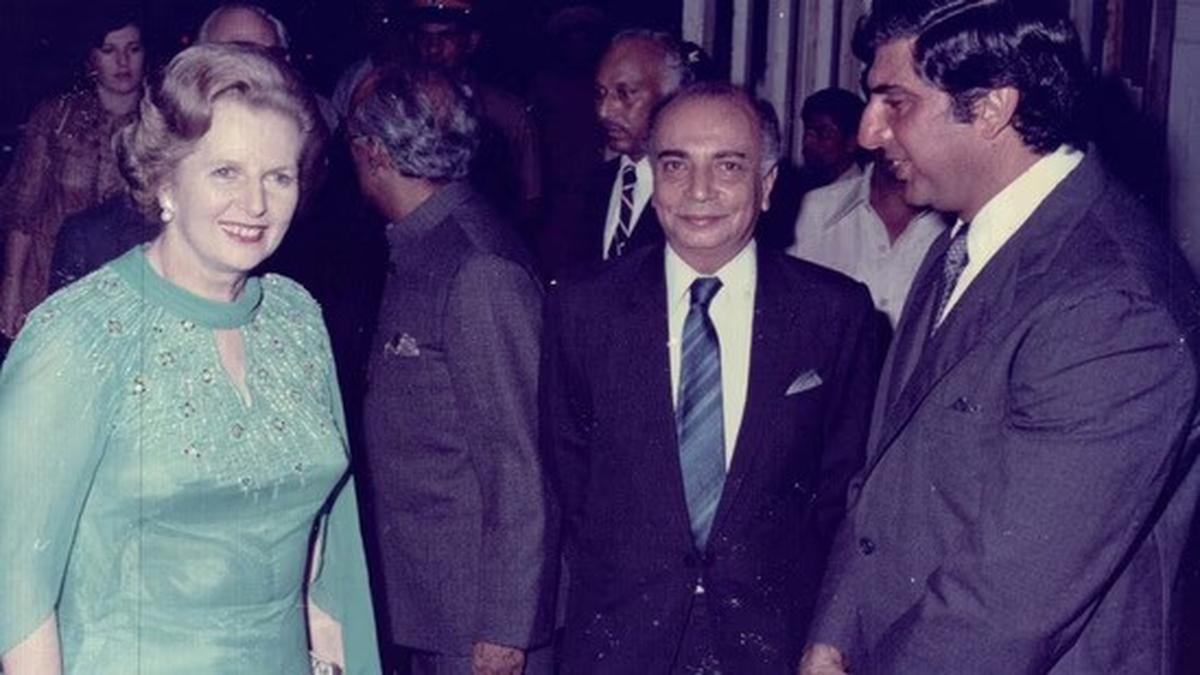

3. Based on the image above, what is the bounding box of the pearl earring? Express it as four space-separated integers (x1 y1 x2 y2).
160 204 175 223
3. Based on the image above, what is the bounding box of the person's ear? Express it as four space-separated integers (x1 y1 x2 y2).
352 136 391 174
973 86 1020 140
349 135 370 162
371 139 395 173
760 164 779 211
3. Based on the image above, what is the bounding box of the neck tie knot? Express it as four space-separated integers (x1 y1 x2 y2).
930 222 971 335
946 222 970 268
690 277 722 309
621 163 637 189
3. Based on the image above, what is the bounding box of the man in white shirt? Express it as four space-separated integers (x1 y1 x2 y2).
543 81 885 674
197 3 339 130
799 88 866 189
759 88 866 251
802 2 1200 674
789 159 948 327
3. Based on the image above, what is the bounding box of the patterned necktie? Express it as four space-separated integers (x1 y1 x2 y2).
929 223 971 337
607 163 638 259
677 276 726 550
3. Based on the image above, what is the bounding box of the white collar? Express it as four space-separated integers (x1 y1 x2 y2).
621 154 651 172
665 241 757 307
822 164 875 228
833 163 863 184
958 145 1084 259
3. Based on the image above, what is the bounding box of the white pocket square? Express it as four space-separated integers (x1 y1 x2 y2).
384 332 421 358
786 370 823 396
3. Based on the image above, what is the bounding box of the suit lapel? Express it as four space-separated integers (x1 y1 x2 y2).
867 155 1107 473
591 159 620 258
884 232 950 410
709 250 810 540
870 256 1008 464
621 248 698 547
862 231 948 460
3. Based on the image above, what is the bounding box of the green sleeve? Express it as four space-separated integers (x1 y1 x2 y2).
307 320 382 675
0 302 110 656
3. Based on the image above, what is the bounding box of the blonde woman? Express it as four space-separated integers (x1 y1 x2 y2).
0 44 379 674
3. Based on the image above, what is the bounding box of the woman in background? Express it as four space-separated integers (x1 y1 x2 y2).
0 6 148 339
0 43 379 674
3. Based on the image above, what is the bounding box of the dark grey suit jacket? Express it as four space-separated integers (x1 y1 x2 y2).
543 244 886 673
810 155 1200 674
360 182 555 655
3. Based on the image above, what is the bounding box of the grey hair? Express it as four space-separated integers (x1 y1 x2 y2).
197 3 290 51
348 68 480 181
650 81 781 176
610 28 689 94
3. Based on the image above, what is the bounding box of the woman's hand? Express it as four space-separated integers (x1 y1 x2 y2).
1 612 63 674
799 643 848 675
471 641 525 675
307 600 345 672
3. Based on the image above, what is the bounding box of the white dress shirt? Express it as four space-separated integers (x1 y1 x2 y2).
602 155 654 259
937 146 1084 324
666 242 756 468
789 163 947 327
830 163 863 185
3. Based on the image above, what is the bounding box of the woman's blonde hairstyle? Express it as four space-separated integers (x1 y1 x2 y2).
118 42 323 219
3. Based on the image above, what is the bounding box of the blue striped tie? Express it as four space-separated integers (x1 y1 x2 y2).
677 276 726 550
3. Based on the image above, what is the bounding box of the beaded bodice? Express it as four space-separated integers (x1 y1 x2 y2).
0 247 351 673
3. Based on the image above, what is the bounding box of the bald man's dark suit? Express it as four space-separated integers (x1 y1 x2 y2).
543 244 886 673
809 154 1200 674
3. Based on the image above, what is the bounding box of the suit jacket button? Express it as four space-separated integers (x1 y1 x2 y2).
858 537 876 556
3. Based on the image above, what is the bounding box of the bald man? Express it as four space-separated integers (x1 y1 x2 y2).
197 3 288 50
196 3 338 130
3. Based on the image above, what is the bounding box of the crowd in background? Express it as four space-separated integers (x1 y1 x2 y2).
2 0 1200 674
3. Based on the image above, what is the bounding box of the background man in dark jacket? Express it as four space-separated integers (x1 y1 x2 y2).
539 29 686 278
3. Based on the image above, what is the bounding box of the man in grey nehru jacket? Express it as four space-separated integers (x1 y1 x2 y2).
349 68 553 675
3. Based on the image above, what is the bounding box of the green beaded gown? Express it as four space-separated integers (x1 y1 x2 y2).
0 247 381 674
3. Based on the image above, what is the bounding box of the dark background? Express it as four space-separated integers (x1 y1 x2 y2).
0 0 682 172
